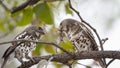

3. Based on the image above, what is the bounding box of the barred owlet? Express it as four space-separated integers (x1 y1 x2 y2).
59 19 106 68
1 25 45 68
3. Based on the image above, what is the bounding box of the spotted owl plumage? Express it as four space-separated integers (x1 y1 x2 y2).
1 25 45 68
59 19 106 68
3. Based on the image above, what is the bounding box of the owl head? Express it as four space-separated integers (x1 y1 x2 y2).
59 19 80 41
24 25 45 39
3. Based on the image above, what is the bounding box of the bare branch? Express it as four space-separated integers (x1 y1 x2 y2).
107 59 115 67
0 0 10 11
0 39 72 56
77 62 91 68
11 0 35 13
18 51 120 68
11 0 64 13
102 38 108 44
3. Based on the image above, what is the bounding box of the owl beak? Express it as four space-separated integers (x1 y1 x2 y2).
39 30 45 35
36 29 45 35
36 30 45 36
35 31 45 37
41 31 45 35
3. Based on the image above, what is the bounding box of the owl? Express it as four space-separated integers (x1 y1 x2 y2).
59 19 106 68
1 25 45 68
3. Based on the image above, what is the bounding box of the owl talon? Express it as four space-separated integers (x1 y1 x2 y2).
30 57 35 63
22 62 25 66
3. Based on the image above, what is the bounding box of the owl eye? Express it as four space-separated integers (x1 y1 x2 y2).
38 27 43 30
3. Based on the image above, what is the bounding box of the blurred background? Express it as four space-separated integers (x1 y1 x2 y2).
0 0 120 68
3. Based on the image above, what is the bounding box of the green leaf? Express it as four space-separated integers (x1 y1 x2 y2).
0 22 6 31
60 41 74 51
17 8 33 26
65 3 73 14
34 3 54 24
86 66 91 68
54 62 64 68
32 44 42 56
11 10 22 17
45 45 55 54
8 23 14 30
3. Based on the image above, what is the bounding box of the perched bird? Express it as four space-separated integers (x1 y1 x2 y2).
1 25 45 68
59 19 106 68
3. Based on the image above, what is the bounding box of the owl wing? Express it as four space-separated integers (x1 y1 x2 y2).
79 22 98 51
2 36 25 68
2 42 21 59
2 31 27 59
1 44 19 68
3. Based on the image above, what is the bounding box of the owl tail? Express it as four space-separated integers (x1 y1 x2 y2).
95 59 106 68
1 58 8 68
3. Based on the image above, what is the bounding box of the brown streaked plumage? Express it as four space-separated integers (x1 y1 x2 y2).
59 19 106 68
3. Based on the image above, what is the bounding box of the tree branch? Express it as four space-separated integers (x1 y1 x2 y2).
0 39 72 56
11 0 31 13
11 0 64 14
18 51 120 68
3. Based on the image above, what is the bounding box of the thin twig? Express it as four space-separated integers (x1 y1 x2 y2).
11 0 32 13
106 49 120 67
0 0 10 11
11 0 64 13
0 39 72 55
68 0 107 67
69 60 91 68
107 59 115 67
102 38 108 44
68 0 103 51
37 42 72 55
77 62 91 67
